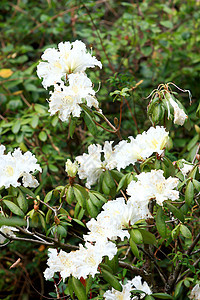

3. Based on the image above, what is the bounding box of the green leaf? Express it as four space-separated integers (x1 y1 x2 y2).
89 193 101 208
71 277 87 300
67 186 75 204
156 207 167 238
57 225 67 238
145 296 155 300
83 110 97 136
152 293 173 299
165 202 184 223
100 263 114 274
104 254 119 274
130 237 140 259
185 180 194 206
139 229 156 245
12 121 20 134
101 269 122 292
69 118 77 138
20 186 35 198
68 276 75 300
0 216 26 227
44 191 53 203
103 170 115 189
180 224 192 239
102 178 110 195
39 131 47 142
31 115 39 128
3 200 25 217
192 179 200 192
86 198 99 218
130 229 143 244
73 187 86 208
86 276 93 295
17 189 28 213
160 20 173 29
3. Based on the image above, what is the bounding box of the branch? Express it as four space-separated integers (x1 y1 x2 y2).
118 261 149 282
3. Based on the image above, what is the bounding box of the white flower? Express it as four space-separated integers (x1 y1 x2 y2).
104 276 152 300
144 126 169 156
131 276 152 297
37 40 102 89
84 198 142 244
48 73 99 122
0 145 41 189
114 126 169 171
65 159 79 177
58 40 102 74
189 284 200 300
76 144 103 188
44 241 117 281
127 170 179 207
179 159 193 177
168 95 188 126
0 226 19 244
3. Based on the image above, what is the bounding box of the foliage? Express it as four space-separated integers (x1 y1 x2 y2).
0 0 200 299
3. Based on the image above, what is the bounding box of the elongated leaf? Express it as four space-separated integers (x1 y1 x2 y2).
180 224 192 239
89 193 101 208
86 276 93 295
130 238 140 259
104 254 119 274
139 229 156 245
83 110 97 136
101 269 122 292
193 179 200 192
67 186 75 204
104 170 115 189
130 229 143 244
44 191 53 203
185 180 194 206
145 296 155 300
71 277 87 300
3 200 24 217
86 198 99 218
152 293 173 299
0 216 26 227
100 263 114 274
17 189 28 213
156 207 167 238
165 202 184 223
73 187 85 208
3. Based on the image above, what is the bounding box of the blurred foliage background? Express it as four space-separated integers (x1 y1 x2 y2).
0 0 200 298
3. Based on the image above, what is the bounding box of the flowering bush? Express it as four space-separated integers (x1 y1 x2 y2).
0 2 200 298
0 37 199 300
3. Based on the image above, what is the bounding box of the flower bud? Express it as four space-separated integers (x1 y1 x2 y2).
65 159 78 177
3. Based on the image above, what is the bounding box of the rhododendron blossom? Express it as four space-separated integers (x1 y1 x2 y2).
0 145 41 189
168 95 188 126
48 73 100 122
44 241 117 281
104 276 152 300
76 141 117 188
127 169 179 208
84 198 145 243
37 40 102 89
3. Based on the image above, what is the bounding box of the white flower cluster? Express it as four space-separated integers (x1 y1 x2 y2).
44 169 179 282
104 276 152 300
76 141 117 188
0 145 42 189
127 169 179 215
76 126 169 188
84 197 145 244
189 284 200 300
0 225 19 244
44 240 116 281
37 40 102 122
